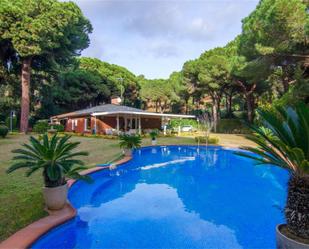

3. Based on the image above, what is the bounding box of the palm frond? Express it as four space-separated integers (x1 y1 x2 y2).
119 134 142 149
237 103 309 174
6 162 37 173
7 133 89 186
57 151 89 161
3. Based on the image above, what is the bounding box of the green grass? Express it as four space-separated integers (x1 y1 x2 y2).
0 133 253 241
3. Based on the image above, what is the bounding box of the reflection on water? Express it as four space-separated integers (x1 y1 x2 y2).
32 146 289 249
140 157 195 170
78 183 242 248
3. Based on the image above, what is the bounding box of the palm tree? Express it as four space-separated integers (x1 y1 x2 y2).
119 134 142 150
236 103 309 239
149 130 159 141
7 134 90 187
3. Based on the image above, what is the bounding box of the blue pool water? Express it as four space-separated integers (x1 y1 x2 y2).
32 146 289 249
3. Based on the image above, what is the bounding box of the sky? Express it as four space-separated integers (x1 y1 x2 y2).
73 0 259 79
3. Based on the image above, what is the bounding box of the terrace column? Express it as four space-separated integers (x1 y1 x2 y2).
124 116 127 132
94 116 97 134
138 116 141 134
116 115 120 135
135 116 138 130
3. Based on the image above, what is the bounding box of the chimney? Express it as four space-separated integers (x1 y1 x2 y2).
111 96 122 105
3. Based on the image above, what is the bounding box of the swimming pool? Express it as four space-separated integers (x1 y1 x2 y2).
32 146 289 249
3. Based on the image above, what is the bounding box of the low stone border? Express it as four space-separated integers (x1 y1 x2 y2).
0 145 242 249
0 204 76 249
0 156 132 249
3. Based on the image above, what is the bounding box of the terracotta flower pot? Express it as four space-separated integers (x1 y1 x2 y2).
276 224 309 249
123 148 132 156
43 184 68 210
151 139 157 145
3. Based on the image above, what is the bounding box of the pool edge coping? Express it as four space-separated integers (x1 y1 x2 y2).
0 155 132 249
0 144 244 249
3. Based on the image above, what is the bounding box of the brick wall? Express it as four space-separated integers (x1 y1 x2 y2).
141 117 161 129
64 115 162 134
95 116 118 134
66 117 88 133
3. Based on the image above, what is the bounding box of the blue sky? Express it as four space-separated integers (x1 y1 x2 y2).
73 0 259 79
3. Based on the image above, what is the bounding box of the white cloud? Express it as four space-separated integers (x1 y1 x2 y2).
78 183 242 248
72 0 259 78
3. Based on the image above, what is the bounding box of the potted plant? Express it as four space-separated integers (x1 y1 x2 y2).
0 121 9 138
236 103 309 248
7 134 90 210
149 130 158 145
119 134 142 156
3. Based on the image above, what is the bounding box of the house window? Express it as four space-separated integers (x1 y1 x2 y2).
85 117 91 131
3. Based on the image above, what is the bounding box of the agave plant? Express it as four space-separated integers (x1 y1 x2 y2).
7 134 90 187
119 134 142 150
236 103 309 239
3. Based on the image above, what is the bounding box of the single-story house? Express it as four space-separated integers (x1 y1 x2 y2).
51 100 195 135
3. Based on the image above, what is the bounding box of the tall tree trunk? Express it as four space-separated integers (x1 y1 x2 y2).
159 100 163 113
217 96 221 121
282 78 289 93
285 174 309 239
226 93 232 118
20 57 32 133
245 93 255 123
282 65 290 93
211 96 218 132
185 99 188 114
235 80 256 124
225 94 229 116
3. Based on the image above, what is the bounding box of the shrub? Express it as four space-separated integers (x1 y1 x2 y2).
0 122 9 138
195 136 219 144
0 114 5 122
216 119 250 134
232 111 246 119
51 124 64 132
5 116 17 130
33 120 49 133
169 118 198 129
33 121 64 134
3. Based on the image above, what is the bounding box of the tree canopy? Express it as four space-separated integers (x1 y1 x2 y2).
0 0 308 131
0 0 92 132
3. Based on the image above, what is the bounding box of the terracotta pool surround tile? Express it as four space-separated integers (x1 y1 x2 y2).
0 146 239 249
0 155 132 249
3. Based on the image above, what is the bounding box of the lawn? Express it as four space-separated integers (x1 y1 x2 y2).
0 133 253 242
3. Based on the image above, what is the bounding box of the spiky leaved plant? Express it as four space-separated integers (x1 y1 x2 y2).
149 130 159 141
236 103 309 239
7 134 90 187
119 134 142 150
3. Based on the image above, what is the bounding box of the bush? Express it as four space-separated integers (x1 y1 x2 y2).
0 122 9 138
0 114 5 122
169 118 198 129
51 124 64 132
232 111 246 119
5 116 17 130
33 120 49 133
195 136 219 144
33 120 65 133
216 119 250 134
